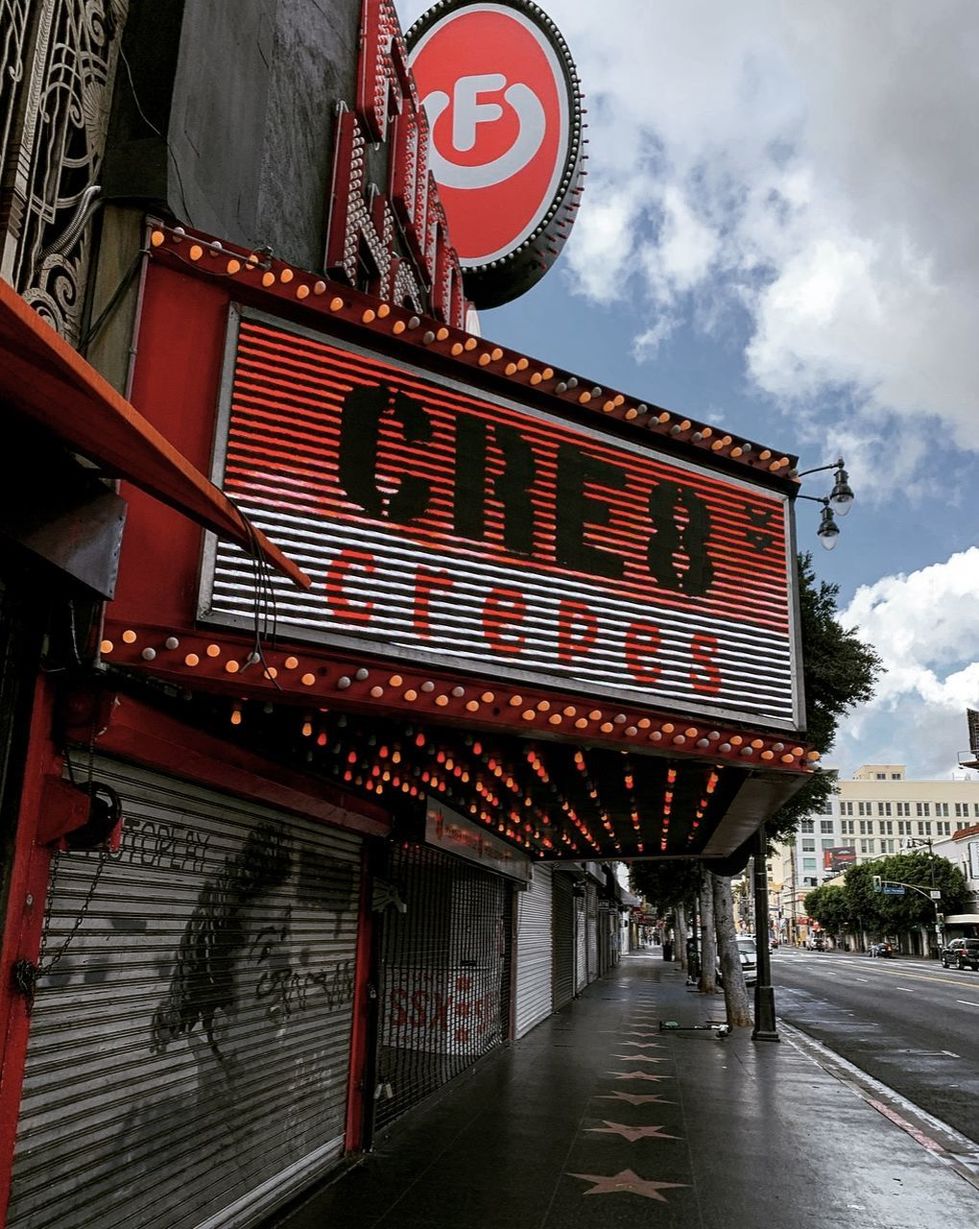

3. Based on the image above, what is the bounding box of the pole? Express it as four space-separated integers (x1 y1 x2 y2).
752 823 779 1042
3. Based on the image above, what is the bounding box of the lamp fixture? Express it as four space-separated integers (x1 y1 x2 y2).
798 457 853 547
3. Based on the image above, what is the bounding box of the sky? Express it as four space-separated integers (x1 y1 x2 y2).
395 0 979 783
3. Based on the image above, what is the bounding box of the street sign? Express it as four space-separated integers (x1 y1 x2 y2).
881 883 905 895
929 890 942 900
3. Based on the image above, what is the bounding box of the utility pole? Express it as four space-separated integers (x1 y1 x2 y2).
752 823 779 1042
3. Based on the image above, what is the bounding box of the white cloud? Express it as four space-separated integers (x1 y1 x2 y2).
400 0 979 454
832 549 979 775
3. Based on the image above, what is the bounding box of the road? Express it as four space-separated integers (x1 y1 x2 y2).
770 946 979 1146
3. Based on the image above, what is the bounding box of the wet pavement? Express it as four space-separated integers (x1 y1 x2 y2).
269 950 979 1229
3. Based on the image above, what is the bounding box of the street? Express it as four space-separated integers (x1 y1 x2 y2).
772 946 979 1146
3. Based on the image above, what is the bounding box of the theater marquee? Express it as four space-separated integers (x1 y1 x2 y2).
201 310 802 731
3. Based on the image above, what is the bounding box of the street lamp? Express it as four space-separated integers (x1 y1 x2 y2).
796 457 854 550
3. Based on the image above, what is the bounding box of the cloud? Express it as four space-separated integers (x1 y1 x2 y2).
832 549 979 775
400 0 979 454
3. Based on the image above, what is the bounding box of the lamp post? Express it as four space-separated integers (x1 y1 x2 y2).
900 836 944 957
795 457 854 550
752 823 779 1041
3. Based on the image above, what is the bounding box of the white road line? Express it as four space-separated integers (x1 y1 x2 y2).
956 999 979 1008
896 987 914 992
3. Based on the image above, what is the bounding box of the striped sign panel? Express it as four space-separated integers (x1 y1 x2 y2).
203 312 801 729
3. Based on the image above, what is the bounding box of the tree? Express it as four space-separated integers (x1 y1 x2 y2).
765 554 883 842
803 884 853 940
846 854 969 936
713 874 751 1025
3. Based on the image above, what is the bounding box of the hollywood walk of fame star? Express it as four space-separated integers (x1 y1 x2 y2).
608 1070 672 1081
611 1053 667 1062
619 1040 662 1048
597 1091 675 1105
568 1169 689 1201
587 1121 681 1142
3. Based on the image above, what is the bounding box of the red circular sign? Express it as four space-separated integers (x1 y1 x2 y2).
407 1 584 305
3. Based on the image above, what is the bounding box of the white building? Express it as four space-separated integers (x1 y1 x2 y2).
775 764 979 943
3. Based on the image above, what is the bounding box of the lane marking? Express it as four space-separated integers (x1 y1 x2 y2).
955 1000 979 1008
897 987 914 993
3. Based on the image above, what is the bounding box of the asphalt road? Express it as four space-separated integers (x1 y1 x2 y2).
770 946 979 1146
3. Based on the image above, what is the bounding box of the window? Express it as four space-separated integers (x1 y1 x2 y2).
916 802 930 817
896 802 911 817
936 821 951 836
858 801 872 816
897 820 912 835
880 839 895 853
877 802 892 816
819 798 834 815
840 819 855 835
917 821 932 836
878 820 893 835
875 773 885 780
801 819 814 833
820 820 834 834
802 858 817 872
841 802 854 816
858 820 871 835
955 803 968 817
974 803 979 817
859 840 873 854
936 802 949 817
802 839 816 852
891 773 901 779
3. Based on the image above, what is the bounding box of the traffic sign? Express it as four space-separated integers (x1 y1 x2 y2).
881 883 905 895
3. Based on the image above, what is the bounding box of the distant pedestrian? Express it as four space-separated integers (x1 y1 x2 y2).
662 938 674 961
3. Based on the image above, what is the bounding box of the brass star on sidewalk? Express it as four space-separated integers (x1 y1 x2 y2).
608 1070 672 1081
619 1040 662 1048
611 1053 667 1062
597 1091 675 1105
587 1121 680 1142
568 1169 689 1201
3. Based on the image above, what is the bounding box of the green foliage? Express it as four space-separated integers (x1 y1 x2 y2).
803 884 853 933
630 861 701 913
844 853 969 930
766 554 882 843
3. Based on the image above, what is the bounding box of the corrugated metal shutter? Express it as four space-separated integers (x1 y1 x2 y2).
375 843 510 1130
575 894 587 992
8 758 363 1229
551 872 574 1010
514 865 552 1038
586 884 599 983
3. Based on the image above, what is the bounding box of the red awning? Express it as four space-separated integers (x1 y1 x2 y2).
0 277 310 589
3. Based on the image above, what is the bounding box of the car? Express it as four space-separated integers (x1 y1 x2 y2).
868 942 894 958
717 936 757 986
805 936 827 951
941 938 979 970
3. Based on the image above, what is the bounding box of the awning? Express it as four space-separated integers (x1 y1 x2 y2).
0 278 309 589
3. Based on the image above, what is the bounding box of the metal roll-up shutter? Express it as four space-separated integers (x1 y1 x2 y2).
514 865 553 1038
8 758 363 1229
575 893 587 992
551 872 574 1010
375 843 510 1130
586 884 599 984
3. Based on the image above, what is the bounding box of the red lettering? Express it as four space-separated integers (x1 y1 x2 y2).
556 599 598 665
325 549 375 623
391 988 408 1027
690 632 722 694
413 567 455 637
624 621 662 685
482 587 527 655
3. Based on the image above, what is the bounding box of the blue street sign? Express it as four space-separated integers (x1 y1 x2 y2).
882 883 905 895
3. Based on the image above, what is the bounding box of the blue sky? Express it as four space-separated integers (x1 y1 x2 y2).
396 0 979 782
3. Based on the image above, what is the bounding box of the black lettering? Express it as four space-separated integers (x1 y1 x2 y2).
554 443 626 579
339 383 432 523
453 416 537 556
647 481 714 596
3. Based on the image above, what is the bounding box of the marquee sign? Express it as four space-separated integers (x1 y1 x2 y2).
406 0 586 308
200 308 802 732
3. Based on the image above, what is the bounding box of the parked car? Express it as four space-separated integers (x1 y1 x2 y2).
868 942 894 958
941 938 979 970
805 935 826 951
717 936 757 986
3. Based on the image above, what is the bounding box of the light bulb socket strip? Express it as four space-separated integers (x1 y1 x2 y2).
146 220 799 488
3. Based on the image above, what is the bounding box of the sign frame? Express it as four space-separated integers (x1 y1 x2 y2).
198 303 806 734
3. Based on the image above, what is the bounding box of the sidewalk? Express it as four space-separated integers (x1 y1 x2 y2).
269 950 979 1229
